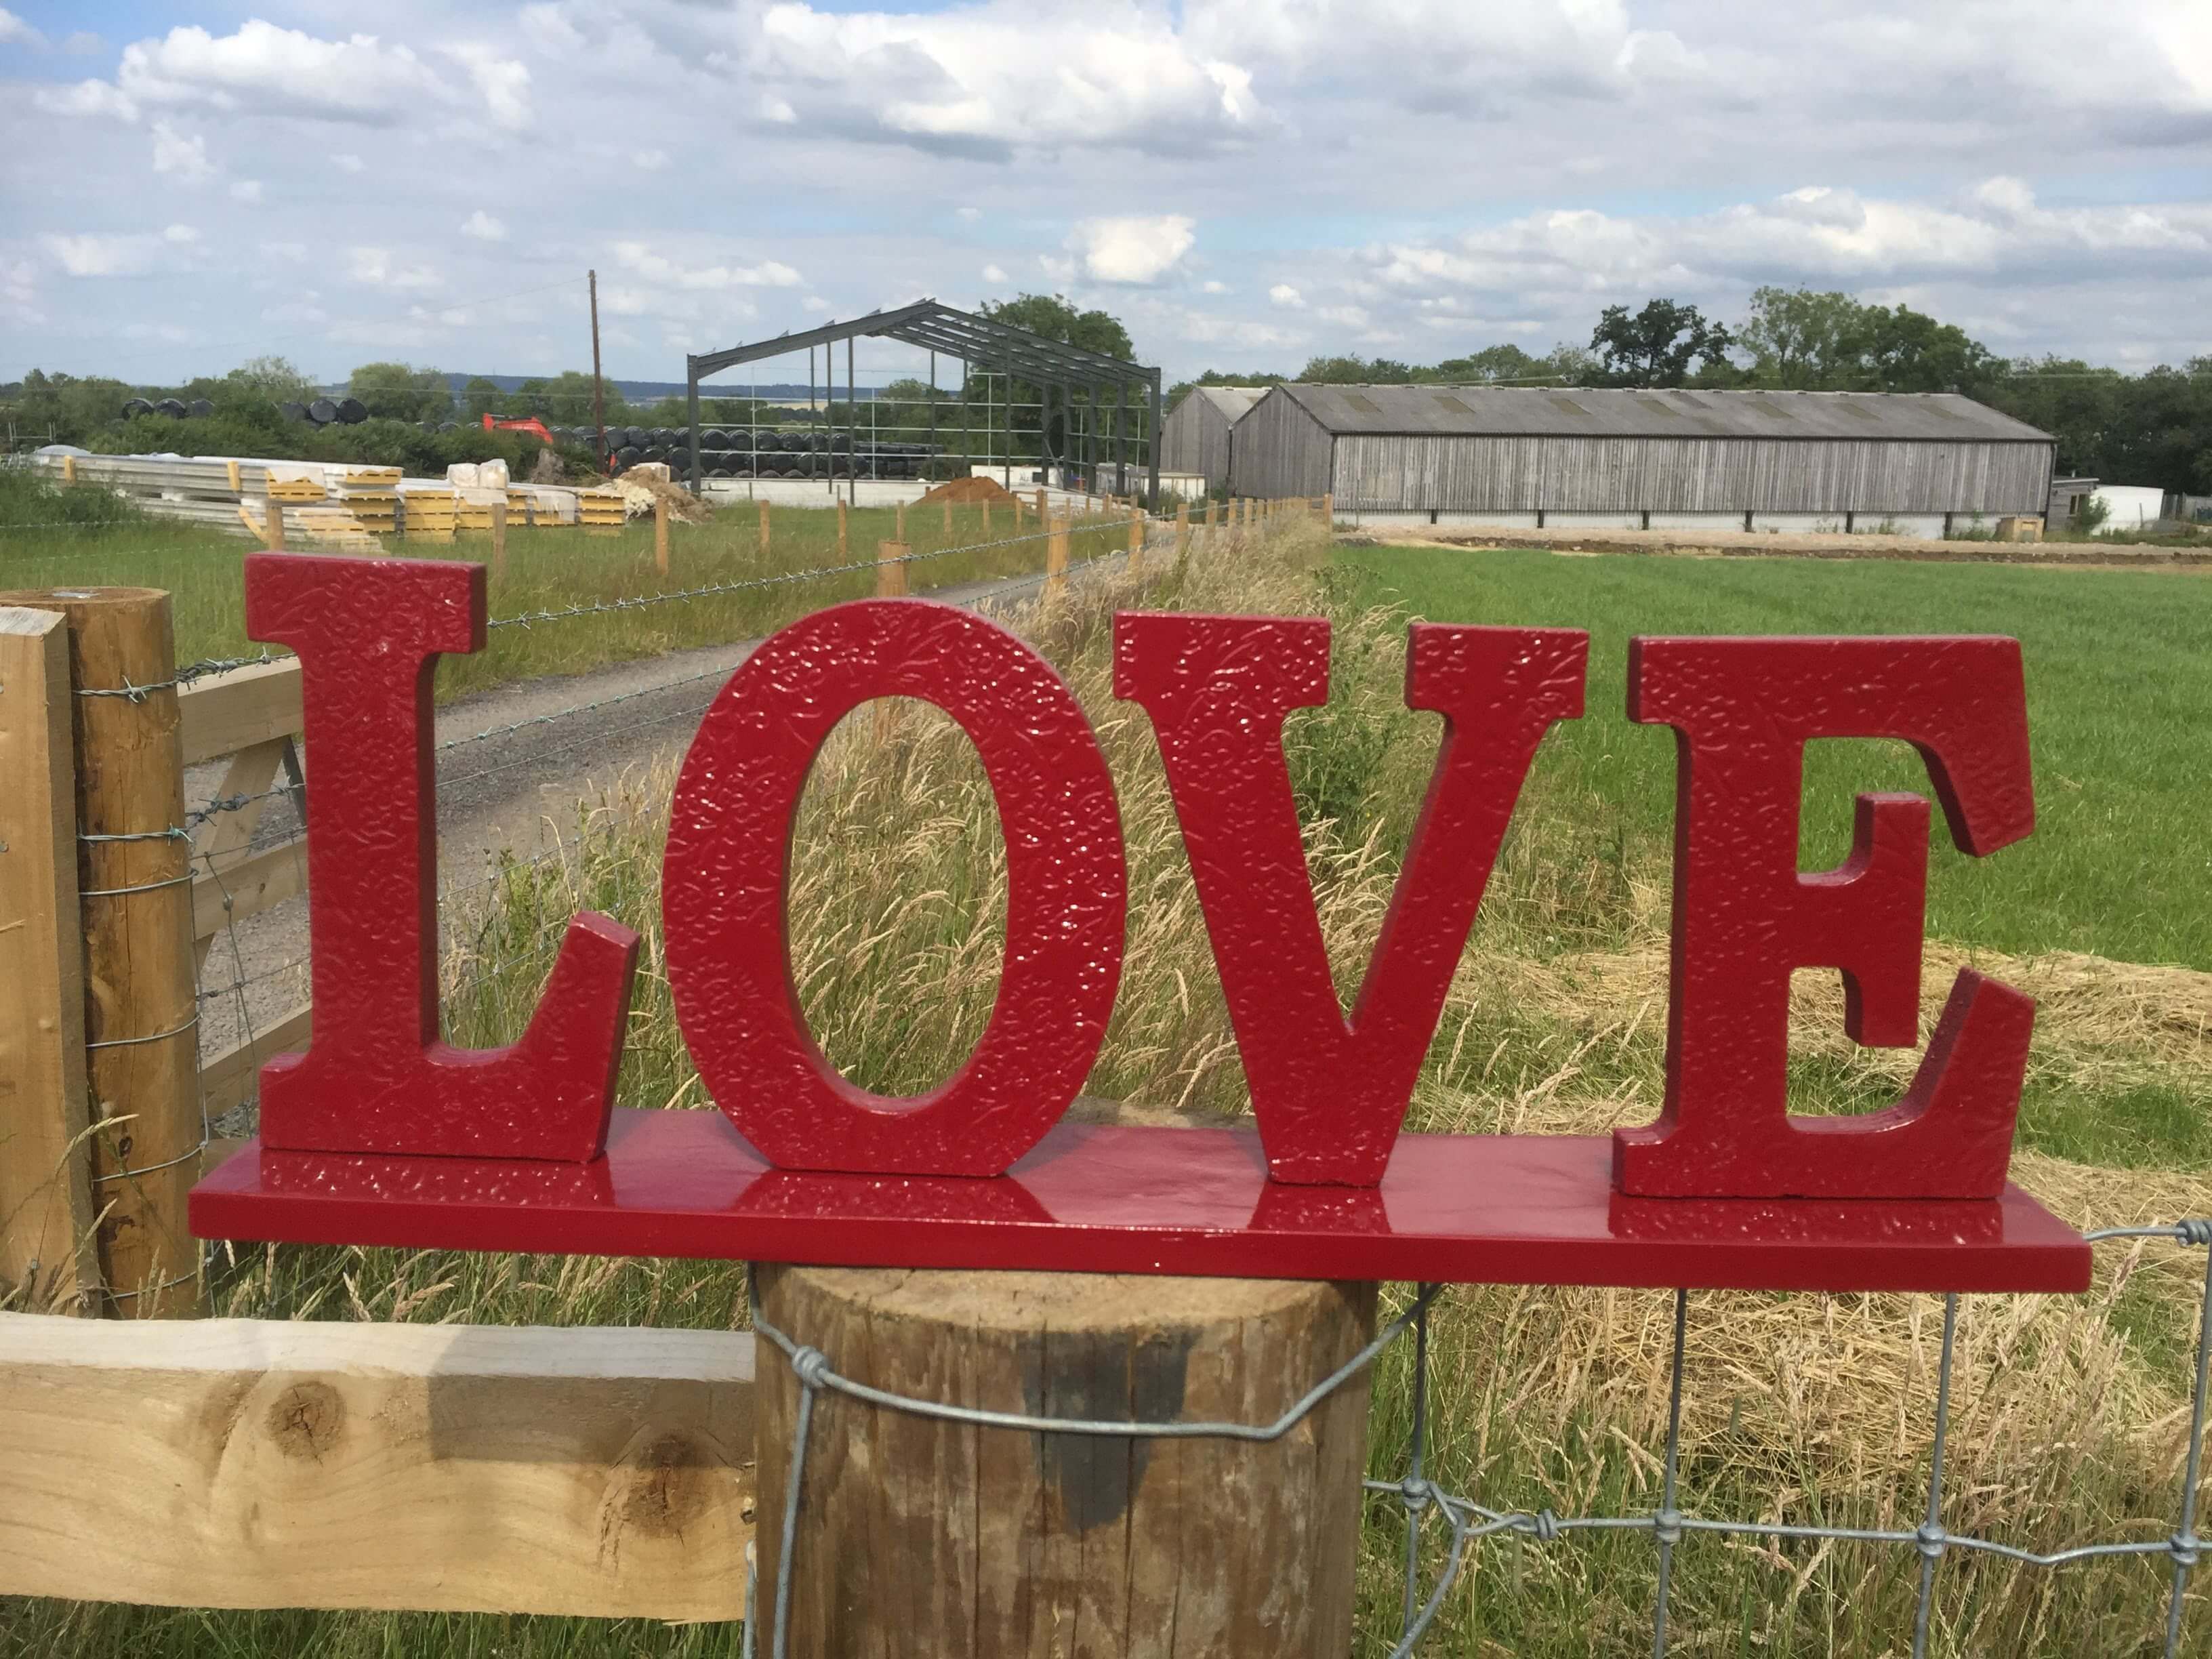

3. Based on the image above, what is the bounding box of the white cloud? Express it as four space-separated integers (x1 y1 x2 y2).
761 94 796 123
163 224 200 245
347 246 441 290
518 4 583 52
45 20 533 134
462 209 508 242
611 241 803 289
60 30 102 55
0 8 43 47
35 79 139 120
446 43 533 131
743 4 1265 157
258 241 308 262
1069 215 1196 285
40 233 161 277
1269 283 1305 308
1315 304 1370 327
956 207 982 223
981 263 1009 284
801 295 832 313
631 148 669 171
1201 279 1230 295
150 120 212 181
332 153 365 173
229 178 264 203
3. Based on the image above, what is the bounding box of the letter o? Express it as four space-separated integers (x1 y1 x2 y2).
662 599 1127 1176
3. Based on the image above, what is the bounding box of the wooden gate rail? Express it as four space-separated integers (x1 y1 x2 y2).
0 1311 758 1620
178 657 312 1120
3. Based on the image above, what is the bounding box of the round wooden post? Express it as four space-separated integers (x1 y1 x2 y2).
0 587 204 1316
489 499 509 583
653 497 670 577
1045 512 1070 605
754 1267 1376 1656
836 497 848 565
262 496 286 552
758 499 772 562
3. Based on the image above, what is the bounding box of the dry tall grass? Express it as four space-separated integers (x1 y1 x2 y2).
424 513 2212 1654
14 512 2205 1657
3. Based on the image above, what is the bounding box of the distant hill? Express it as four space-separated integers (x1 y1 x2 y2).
437 372 882 403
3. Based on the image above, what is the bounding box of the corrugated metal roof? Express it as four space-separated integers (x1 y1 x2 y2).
1183 386 1270 420
1272 384 2053 443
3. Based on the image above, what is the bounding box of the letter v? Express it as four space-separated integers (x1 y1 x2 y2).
247 554 639 1162
1115 614 1586 1185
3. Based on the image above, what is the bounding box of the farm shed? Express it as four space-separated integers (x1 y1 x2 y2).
1160 386 1268 491
1229 385 2057 538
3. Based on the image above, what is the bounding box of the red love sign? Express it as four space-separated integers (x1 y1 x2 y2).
191 554 2083 1294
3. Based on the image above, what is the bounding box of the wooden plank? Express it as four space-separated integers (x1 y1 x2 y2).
197 1002 312 1120
192 833 306 945
188 735 292 964
0 609 100 1313
178 657 301 768
0 1313 757 1619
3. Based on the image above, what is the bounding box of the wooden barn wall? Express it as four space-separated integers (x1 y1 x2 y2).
1160 400 1235 488
1330 435 2057 514
1227 395 1334 499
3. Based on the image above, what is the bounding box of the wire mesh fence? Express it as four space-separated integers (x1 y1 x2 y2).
738 1229 2212 1658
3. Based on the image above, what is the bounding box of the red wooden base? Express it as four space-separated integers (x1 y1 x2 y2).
190 1111 2090 1293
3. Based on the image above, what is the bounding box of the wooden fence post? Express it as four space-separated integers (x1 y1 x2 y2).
1322 492 1333 528
754 1267 1376 1656
653 497 670 579
263 497 286 552
895 501 906 544
836 498 848 565
0 607 100 1315
1033 487 1046 525
758 499 772 562
0 588 203 1317
490 500 508 583
1175 499 1190 567
942 497 953 535
1046 513 1069 606
1126 503 1144 573
981 498 991 539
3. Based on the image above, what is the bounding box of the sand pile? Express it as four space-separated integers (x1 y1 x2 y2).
609 468 712 523
918 475 1019 506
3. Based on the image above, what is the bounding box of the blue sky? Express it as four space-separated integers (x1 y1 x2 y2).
3 1 2208 387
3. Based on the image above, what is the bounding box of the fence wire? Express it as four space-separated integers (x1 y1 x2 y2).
739 1227 2212 1659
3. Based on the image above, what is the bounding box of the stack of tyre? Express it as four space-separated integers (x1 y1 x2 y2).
683 430 947 480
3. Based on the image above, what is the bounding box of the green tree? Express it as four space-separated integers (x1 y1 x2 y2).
512 370 625 424
347 361 451 423
460 376 505 419
1853 304 1999 394
978 293 1136 361
1590 299 1732 387
1297 354 1416 383
1736 288 1865 388
225 354 320 404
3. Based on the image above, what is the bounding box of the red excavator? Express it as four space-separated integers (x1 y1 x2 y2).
479 414 559 445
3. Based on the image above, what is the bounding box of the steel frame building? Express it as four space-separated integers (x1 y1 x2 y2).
684 300 1162 503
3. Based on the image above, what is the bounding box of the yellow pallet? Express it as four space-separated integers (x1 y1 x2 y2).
576 491 626 528
345 468 402 487
267 478 328 503
456 504 494 531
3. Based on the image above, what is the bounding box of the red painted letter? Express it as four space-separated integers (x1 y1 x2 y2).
663 600 1126 1177
1614 636 2037 1199
1116 615 1587 1185
246 554 640 1161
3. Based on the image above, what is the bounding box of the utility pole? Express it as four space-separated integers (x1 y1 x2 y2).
588 268 607 461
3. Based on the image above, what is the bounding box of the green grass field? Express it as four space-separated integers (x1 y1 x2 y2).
1339 544 2212 972
1 468 1116 699
5 527 2210 1658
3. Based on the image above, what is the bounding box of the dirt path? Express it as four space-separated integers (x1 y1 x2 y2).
191 557 1120 1128
1349 523 2211 569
